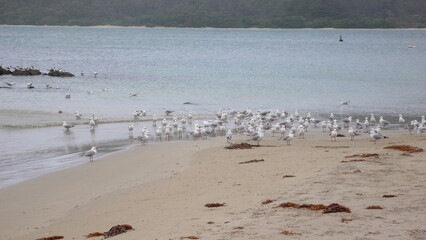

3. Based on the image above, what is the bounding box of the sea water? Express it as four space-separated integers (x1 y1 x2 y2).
0 26 425 188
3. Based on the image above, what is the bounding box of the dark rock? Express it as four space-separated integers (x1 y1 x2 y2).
0 66 12 75
48 69 75 77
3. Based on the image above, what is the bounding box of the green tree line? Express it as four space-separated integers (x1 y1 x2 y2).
0 0 425 28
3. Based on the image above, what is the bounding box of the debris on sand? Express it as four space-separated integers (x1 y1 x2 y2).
341 218 353 223
35 236 64 240
341 159 366 163
384 145 423 153
280 230 302 235
85 224 134 239
383 195 397 198
366 205 383 210
225 143 256 149
233 226 244 230
262 199 276 205
345 153 379 158
238 159 264 164
205 203 226 208
275 202 351 214
180 236 199 239
85 232 105 238
337 134 345 137
283 175 296 178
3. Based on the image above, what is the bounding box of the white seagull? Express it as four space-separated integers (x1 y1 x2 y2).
84 147 97 162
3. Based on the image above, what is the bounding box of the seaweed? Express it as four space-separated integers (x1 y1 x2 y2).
238 159 264 164
275 202 351 213
353 169 362 173
180 236 199 239
233 226 244 230
262 199 276 205
323 203 351 213
383 195 397 198
283 175 296 178
225 143 256 149
205 203 226 208
366 205 383 210
35 236 64 240
103 224 134 238
337 134 346 137
341 159 366 163
280 230 302 236
345 154 379 158
341 218 353 223
85 232 105 238
384 145 423 153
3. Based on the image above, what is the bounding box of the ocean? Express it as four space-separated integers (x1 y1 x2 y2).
0 26 425 188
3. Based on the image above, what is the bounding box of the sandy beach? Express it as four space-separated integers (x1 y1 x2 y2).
0 130 425 240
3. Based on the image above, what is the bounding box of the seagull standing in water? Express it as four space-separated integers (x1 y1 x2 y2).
84 147 97 162
63 121 74 131
340 99 350 105
128 123 134 135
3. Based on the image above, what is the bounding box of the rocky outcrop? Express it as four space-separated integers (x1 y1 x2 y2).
0 66 12 75
11 68 42 76
48 69 75 77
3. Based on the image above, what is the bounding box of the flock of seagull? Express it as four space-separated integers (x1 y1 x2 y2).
74 106 426 162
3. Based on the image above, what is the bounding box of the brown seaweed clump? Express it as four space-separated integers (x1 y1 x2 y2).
280 230 302 235
275 202 351 213
86 232 105 238
384 145 423 153
238 159 264 164
35 236 64 240
366 205 383 210
225 143 256 149
103 224 134 238
262 199 276 205
345 153 379 158
383 195 397 198
180 236 199 239
341 218 353 223
205 203 226 208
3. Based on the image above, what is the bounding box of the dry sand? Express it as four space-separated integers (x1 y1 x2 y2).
0 130 425 240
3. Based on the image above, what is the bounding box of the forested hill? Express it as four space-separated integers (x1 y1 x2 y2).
1 0 425 28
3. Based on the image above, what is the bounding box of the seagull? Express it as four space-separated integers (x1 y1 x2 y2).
128 123 134 135
281 131 294 145
94 72 98 78
74 111 83 120
348 127 359 140
247 129 264 146
65 93 71 99
4 81 15 87
379 116 391 128
102 88 108 91
27 82 34 89
84 147 97 162
226 129 233 143
163 107 174 116
399 114 405 126
418 124 426 136
370 113 376 125
329 129 338 142
80 71 84 76
340 99 350 105
369 130 388 144
63 121 74 131
58 107 63 114
87 90 94 94
129 92 138 97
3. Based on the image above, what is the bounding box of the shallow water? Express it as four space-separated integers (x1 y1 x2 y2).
0 26 425 188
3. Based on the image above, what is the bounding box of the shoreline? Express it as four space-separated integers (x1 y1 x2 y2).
1 130 425 239
1 24 426 30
